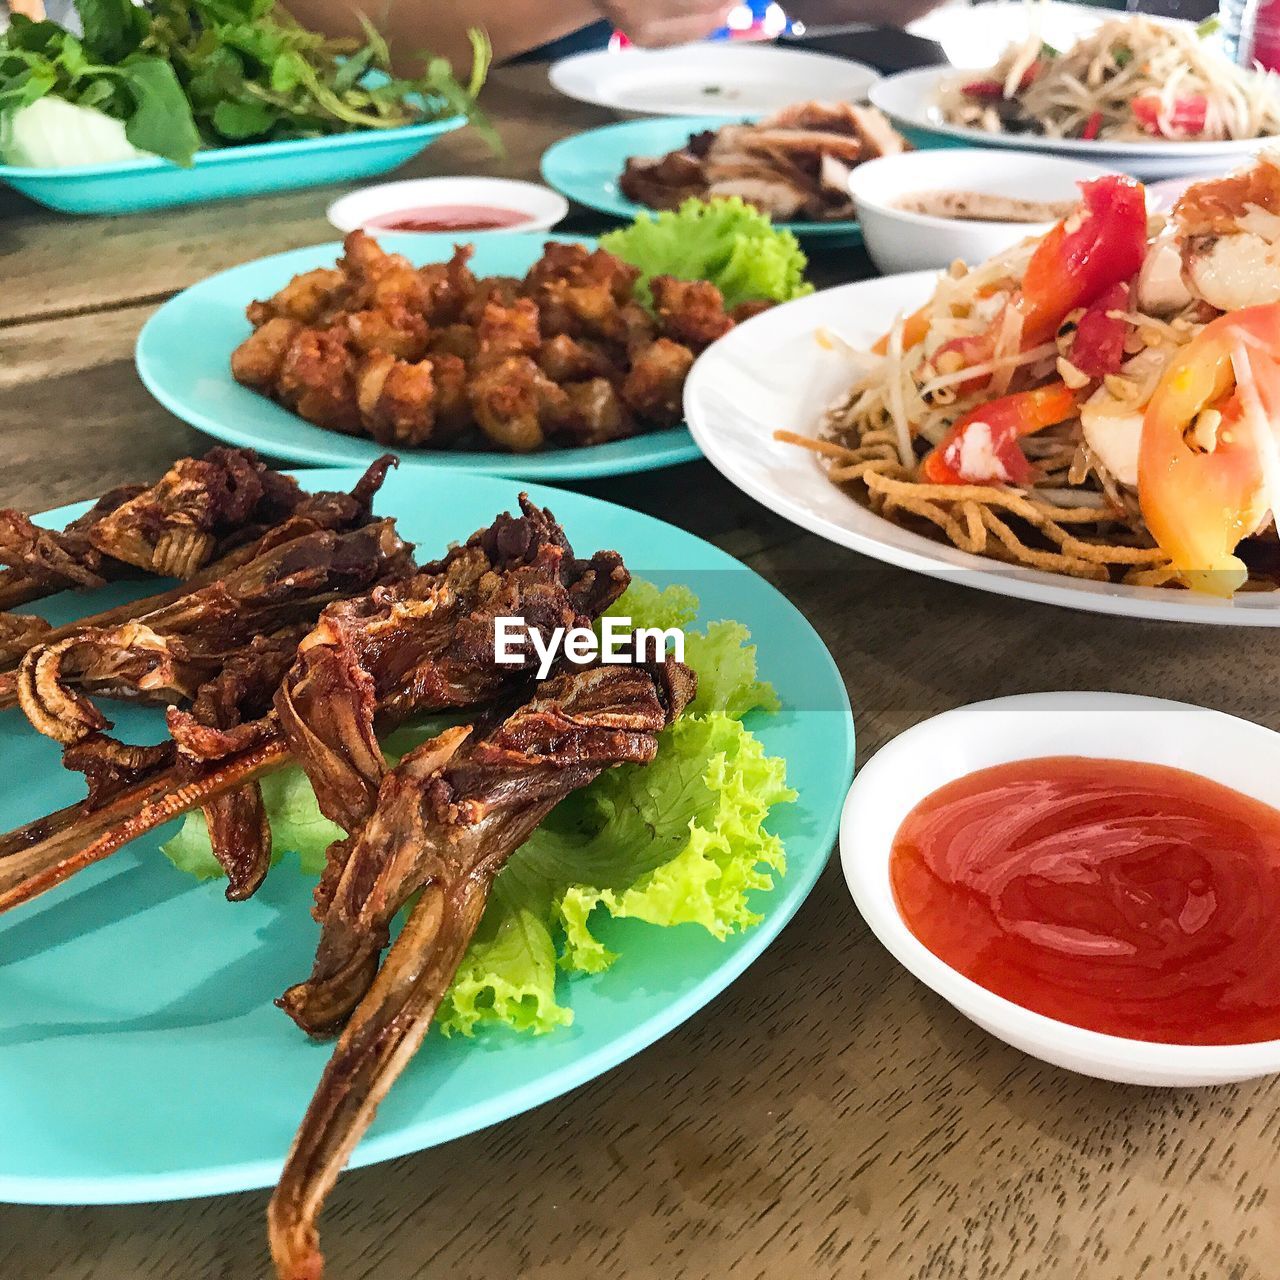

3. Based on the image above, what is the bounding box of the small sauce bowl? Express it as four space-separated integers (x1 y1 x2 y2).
846 149 1119 274
841 691 1280 1086
327 176 569 236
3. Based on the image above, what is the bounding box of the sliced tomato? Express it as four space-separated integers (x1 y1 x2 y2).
1070 283 1130 378
1132 93 1209 137
921 382 1077 485
1139 304 1280 596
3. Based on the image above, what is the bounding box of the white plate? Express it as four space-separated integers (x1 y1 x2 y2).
870 66 1275 180
548 44 880 117
682 274 1280 625
841 692 1280 1087
327 177 568 235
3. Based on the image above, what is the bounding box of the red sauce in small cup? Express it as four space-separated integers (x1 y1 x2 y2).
365 204 530 233
890 756 1280 1045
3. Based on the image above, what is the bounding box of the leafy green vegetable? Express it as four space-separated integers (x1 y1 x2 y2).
0 0 492 168
161 581 794 1039
1196 15 1222 40
600 196 814 312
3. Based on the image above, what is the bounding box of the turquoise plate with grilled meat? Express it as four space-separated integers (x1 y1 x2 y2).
540 115 865 240
0 465 854 1204
135 233 703 480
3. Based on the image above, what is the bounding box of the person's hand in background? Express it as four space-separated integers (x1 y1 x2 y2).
592 0 737 47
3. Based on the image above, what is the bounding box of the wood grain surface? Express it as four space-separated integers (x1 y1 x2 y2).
2 60 1279 1280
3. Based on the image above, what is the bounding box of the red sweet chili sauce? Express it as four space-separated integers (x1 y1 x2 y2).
366 205 529 232
890 757 1280 1045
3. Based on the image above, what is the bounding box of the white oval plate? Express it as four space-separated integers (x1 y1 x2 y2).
870 66 1275 181
549 44 879 118
682 273 1280 625
841 692 1280 1086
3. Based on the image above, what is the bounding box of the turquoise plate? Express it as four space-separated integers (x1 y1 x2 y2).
0 466 854 1204
0 116 464 216
540 116 864 240
136 233 703 480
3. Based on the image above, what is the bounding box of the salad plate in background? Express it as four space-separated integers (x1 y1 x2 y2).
0 0 487 213
0 465 855 1203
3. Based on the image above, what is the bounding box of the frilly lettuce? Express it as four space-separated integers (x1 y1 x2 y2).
161 581 794 1037
600 197 813 312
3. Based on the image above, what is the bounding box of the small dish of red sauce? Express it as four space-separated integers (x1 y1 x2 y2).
890 756 1280 1046
841 691 1280 1085
364 205 532 233
327 178 569 239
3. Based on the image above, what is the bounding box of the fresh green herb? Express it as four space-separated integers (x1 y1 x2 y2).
702 84 722 95
600 196 813 312
1039 41 1059 58
0 0 491 168
1196 15 1222 40
1113 45 1133 67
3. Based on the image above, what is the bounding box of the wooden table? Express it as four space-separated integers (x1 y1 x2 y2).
4 61 1280 1280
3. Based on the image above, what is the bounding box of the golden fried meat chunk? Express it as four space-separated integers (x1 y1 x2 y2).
621 337 695 427
650 275 734 350
356 353 437 446
345 305 430 361
231 316 304 391
477 297 541 363
550 378 635 446
246 268 345 328
536 334 619 383
418 245 477 323
468 355 568 453
278 326 361 434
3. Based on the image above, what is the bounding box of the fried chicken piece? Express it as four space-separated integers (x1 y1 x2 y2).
246 269 346 328
468 355 569 452
355 354 437 446
232 317 304 392
338 231 434 316
651 275 734 350
621 337 694 427
278 326 361 434
476 296 541 363
426 323 479 363
730 298 773 324
430 353 472 442
536 334 620 383
345 305 429 361
525 244 640 304
417 245 477 323
549 378 635 446
460 275 522 325
537 279 632 345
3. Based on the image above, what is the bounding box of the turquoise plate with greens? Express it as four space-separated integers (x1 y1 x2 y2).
136 232 703 479
0 465 854 1203
540 115 864 240
0 115 464 216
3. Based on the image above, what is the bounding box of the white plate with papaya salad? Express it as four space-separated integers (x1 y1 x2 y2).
685 158 1280 625
872 16 1280 179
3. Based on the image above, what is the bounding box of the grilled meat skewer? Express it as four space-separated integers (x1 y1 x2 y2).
0 453 398 691
268 658 695 1280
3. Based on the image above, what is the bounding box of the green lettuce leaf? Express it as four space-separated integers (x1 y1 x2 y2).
600 196 813 311
161 580 793 1039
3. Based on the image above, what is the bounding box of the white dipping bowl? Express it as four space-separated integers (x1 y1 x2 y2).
847 149 1118 274
841 692 1280 1087
327 177 569 235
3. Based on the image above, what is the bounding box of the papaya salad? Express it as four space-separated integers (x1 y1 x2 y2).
781 155 1280 598
937 16 1280 143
